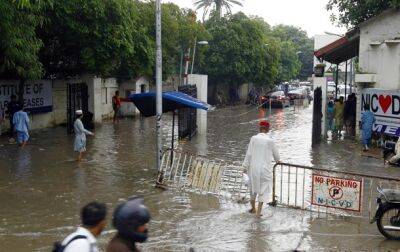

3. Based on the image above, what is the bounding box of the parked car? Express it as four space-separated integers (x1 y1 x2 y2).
261 91 290 108
288 89 307 101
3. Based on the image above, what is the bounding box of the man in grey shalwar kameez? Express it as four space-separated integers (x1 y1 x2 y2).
74 110 94 162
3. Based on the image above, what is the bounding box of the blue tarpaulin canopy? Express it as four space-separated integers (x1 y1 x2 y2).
129 91 210 117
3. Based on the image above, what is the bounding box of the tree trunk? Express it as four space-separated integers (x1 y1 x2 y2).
216 2 222 18
18 79 25 104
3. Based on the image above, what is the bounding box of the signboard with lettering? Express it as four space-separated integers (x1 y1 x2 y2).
311 174 362 212
361 88 400 136
0 81 53 114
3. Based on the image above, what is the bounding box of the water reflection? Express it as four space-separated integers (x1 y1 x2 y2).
15 148 32 180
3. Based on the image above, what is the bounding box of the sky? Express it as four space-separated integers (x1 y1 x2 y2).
166 0 347 37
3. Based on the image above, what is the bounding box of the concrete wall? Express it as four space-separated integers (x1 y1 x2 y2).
358 9 400 89
119 76 150 116
238 83 252 101
100 78 118 120
0 79 66 130
0 76 127 130
188 74 208 135
355 9 400 136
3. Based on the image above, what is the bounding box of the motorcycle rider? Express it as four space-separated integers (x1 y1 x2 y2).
106 197 151 252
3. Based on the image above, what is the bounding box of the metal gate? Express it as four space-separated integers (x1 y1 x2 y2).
178 85 197 139
157 149 248 202
67 83 89 133
312 87 322 146
157 149 400 221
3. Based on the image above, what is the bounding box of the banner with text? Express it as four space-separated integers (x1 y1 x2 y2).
361 88 400 136
0 81 53 114
312 174 362 212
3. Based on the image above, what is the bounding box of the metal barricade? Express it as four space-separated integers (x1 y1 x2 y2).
157 149 249 202
157 150 400 220
273 163 400 220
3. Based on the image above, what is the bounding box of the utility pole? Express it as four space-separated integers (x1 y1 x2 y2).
183 48 191 85
155 0 163 174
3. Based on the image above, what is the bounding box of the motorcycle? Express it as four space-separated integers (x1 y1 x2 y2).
372 187 400 239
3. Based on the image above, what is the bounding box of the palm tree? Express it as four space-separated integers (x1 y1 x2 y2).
194 0 243 20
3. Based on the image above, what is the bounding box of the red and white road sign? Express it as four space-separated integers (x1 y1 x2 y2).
311 174 362 212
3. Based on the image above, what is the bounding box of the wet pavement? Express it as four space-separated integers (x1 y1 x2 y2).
0 104 400 251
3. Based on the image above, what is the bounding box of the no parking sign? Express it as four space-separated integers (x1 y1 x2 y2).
311 174 362 212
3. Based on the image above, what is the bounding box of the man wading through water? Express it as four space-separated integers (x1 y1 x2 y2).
243 120 280 217
74 110 94 162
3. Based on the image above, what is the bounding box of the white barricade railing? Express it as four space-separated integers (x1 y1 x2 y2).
157 150 400 220
156 150 249 202
273 163 400 220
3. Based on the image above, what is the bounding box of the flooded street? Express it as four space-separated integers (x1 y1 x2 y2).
1 105 400 251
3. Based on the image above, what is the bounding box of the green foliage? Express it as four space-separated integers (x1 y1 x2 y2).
200 13 280 88
0 0 44 80
277 41 301 82
130 2 208 79
272 25 314 80
327 0 400 27
1 0 208 82
38 0 154 80
1 0 312 89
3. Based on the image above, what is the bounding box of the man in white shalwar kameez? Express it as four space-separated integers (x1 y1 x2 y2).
74 110 94 162
243 120 280 217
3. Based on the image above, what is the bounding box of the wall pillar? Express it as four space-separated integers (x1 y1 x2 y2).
188 74 208 136
313 77 328 137
87 76 103 123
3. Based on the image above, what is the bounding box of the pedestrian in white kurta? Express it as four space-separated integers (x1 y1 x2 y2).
243 120 280 217
74 110 94 162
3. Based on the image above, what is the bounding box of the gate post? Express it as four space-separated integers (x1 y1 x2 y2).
312 77 328 145
312 87 322 146
271 163 278 206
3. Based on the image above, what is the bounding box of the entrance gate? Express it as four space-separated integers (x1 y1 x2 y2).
67 83 89 133
312 87 322 146
178 85 197 139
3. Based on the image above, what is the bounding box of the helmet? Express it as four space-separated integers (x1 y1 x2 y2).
113 197 151 243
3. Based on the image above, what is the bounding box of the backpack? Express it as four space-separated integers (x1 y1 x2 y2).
52 235 87 252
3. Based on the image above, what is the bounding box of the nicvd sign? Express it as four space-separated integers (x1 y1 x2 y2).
361 88 400 136
311 174 362 212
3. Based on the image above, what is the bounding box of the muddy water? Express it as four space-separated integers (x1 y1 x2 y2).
0 105 399 251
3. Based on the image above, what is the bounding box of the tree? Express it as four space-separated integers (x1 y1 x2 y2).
200 13 281 93
0 0 46 101
277 41 301 82
327 0 400 27
272 25 313 80
38 0 155 80
194 0 243 19
136 2 208 80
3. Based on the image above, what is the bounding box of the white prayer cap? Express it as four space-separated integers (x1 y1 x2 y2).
75 110 83 115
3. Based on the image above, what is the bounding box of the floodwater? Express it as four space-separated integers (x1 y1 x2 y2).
1 104 400 251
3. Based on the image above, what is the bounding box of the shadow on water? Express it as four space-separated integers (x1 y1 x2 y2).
0 105 398 251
